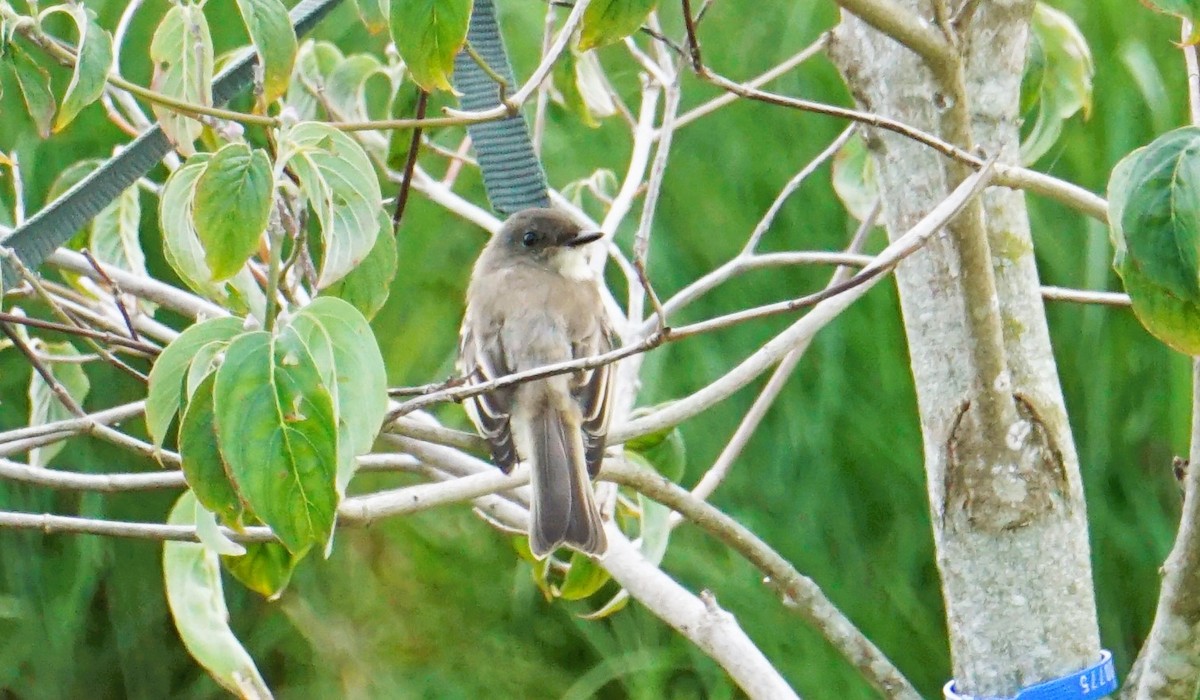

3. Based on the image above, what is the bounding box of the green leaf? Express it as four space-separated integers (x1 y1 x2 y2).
512 537 554 599
624 403 687 481
286 41 345 121
27 341 90 467
388 0 471 92
146 316 245 449
180 372 245 527
322 211 398 319
8 45 56 138
186 340 230 400
40 5 113 131
213 330 339 555
1141 0 1200 43
832 133 880 223
353 0 390 33
193 144 274 281
150 3 213 153
194 500 246 556
579 0 658 52
278 122 383 287
327 54 390 121
163 492 273 699
1108 126 1200 353
1019 4 1094 165
552 49 598 128
284 297 388 493
222 541 298 600
557 552 610 601
91 184 146 276
160 156 269 316
234 0 297 106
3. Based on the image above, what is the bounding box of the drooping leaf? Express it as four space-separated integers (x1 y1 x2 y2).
321 211 397 319
27 341 91 467
146 316 245 449
388 0 471 91
578 0 658 52
150 3 214 153
234 0 297 106
160 155 268 315
222 541 298 599
193 143 274 281
1020 3 1094 164
40 5 113 131
90 184 145 276
832 133 880 223
286 40 345 121
194 500 246 556
180 372 246 526
284 297 388 493
7 45 56 138
163 492 273 699
552 49 598 128
326 54 391 122
277 122 383 287
512 536 554 599
1108 126 1200 353
213 330 339 555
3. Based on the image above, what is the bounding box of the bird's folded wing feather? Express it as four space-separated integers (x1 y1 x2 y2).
460 324 518 472
573 325 618 477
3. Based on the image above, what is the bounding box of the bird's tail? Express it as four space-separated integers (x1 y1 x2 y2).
528 405 607 558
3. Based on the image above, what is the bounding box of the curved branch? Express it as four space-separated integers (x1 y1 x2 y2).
603 459 920 699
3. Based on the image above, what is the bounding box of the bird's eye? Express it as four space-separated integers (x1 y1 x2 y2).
521 231 538 247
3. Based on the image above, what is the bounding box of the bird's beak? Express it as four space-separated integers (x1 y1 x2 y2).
564 231 603 248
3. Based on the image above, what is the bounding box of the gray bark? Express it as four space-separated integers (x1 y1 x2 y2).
829 1 1102 695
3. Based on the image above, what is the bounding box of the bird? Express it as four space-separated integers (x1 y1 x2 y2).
458 208 616 558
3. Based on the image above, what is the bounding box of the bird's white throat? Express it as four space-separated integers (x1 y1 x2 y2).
553 246 596 281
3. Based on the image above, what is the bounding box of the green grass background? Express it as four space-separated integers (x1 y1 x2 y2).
0 0 1190 697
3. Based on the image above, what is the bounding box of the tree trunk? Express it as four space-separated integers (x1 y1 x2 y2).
829 1 1102 695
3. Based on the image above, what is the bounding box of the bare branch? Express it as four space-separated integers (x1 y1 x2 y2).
604 458 920 699
691 70 1107 223
615 157 994 442
0 458 186 491
0 401 144 448
673 36 829 131
47 249 228 319
683 202 881 512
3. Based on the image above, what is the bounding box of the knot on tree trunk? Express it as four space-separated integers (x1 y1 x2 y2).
943 394 1068 532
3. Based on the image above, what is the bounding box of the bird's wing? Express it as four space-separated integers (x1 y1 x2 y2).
459 320 518 472
572 323 618 477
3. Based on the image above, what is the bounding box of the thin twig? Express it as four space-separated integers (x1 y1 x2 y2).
743 125 857 255
680 201 881 517
392 90 429 230
0 323 85 417
2 249 150 380
0 401 145 448
463 42 510 95
0 311 158 355
631 68 682 329
80 249 140 341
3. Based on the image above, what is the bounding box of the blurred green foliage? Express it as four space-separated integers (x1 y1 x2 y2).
0 0 1191 698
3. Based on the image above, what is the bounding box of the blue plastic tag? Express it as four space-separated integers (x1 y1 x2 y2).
943 650 1116 700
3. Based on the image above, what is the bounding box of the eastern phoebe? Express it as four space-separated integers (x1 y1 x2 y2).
459 208 616 558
